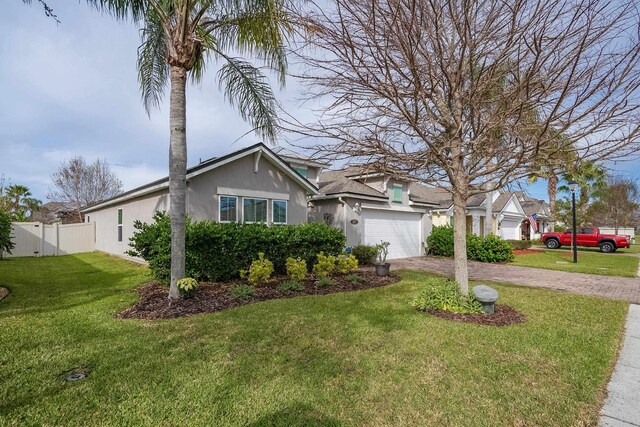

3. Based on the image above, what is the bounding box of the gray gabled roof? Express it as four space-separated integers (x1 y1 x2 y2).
316 170 387 199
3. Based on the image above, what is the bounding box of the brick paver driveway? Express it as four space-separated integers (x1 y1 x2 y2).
392 256 640 304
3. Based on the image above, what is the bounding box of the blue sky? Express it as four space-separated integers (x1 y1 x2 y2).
1 2 639 203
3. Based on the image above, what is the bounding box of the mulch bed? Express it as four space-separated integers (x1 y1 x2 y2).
429 304 526 326
513 248 543 255
118 269 399 320
0 287 9 302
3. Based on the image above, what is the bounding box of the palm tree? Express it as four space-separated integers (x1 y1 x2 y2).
559 161 608 221
88 0 291 299
5 184 41 221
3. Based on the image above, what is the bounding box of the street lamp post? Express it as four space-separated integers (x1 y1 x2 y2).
568 180 578 263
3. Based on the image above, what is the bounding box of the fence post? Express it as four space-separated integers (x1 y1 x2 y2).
39 223 45 257
55 222 60 256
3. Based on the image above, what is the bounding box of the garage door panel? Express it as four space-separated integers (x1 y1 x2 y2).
362 210 421 259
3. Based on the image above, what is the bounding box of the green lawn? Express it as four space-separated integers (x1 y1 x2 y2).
0 253 628 426
512 249 639 277
532 244 640 255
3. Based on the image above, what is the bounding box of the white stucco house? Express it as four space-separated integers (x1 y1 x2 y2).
82 143 319 258
428 189 552 240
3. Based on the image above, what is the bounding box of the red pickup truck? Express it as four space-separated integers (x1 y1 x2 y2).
541 227 631 253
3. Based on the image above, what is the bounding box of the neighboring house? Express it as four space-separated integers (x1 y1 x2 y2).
82 143 318 258
30 202 83 224
309 167 439 259
429 189 552 241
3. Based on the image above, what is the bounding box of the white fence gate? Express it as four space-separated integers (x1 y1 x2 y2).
3 222 96 258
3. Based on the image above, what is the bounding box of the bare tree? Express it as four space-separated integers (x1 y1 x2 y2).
588 176 639 233
48 157 123 221
290 0 640 292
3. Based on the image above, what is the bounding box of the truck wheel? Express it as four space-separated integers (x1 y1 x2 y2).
546 239 560 249
599 242 615 253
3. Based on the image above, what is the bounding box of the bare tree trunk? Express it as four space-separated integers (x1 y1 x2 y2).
547 174 557 220
452 190 469 294
168 66 188 300
484 184 493 236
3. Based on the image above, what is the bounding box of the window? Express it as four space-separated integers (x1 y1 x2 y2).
294 166 308 178
243 198 267 222
86 215 90 223
117 209 123 242
581 227 594 234
392 184 403 202
272 200 287 224
219 196 238 222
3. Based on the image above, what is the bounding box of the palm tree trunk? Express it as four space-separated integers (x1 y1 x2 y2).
168 66 188 300
452 190 469 294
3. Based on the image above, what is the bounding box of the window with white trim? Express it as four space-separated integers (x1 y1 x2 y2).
243 198 267 222
219 196 238 222
294 166 308 178
117 209 123 242
392 184 403 202
272 200 287 224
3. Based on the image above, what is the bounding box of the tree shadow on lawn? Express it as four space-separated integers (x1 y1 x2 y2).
0 254 148 317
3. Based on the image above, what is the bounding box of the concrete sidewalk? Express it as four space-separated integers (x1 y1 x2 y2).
600 304 640 426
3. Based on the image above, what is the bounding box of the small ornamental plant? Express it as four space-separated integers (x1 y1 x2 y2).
411 278 482 314
285 257 307 280
345 273 365 284
240 253 274 286
277 279 305 292
336 254 359 274
176 277 199 299
316 277 335 288
229 284 256 299
313 252 336 278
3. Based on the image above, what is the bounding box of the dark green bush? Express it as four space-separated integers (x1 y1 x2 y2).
0 212 14 258
128 212 346 283
425 225 514 263
350 245 377 265
506 240 532 250
426 226 454 257
410 277 482 314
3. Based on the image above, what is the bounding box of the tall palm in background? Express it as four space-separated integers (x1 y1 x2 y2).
88 0 291 299
559 161 608 220
4 184 41 221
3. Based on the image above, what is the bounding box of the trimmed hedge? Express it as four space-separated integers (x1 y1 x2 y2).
128 212 346 283
426 225 514 262
506 240 532 250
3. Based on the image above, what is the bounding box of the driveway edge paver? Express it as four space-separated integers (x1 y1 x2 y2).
392 257 640 304
600 304 640 427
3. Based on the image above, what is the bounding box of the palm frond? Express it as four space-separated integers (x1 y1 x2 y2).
85 0 147 22
137 10 169 113
203 0 291 87
217 54 279 143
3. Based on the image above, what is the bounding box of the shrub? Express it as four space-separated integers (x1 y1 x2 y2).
316 277 335 288
351 245 377 265
277 279 305 292
345 274 365 284
285 257 307 280
426 226 454 257
240 253 274 286
128 213 345 282
425 225 514 263
0 212 14 258
313 252 336 278
336 254 359 274
376 241 390 264
229 284 256 299
176 277 199 298
506 240 532 250
477 235 514 262
411 277 482 314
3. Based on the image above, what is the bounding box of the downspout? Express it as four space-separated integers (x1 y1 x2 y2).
338 197 347 235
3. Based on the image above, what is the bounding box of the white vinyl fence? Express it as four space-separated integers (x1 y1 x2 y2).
598 227 635 240
2 222 96 258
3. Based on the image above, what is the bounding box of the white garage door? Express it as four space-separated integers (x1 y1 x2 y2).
362 210 422 259
500 219 520 240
